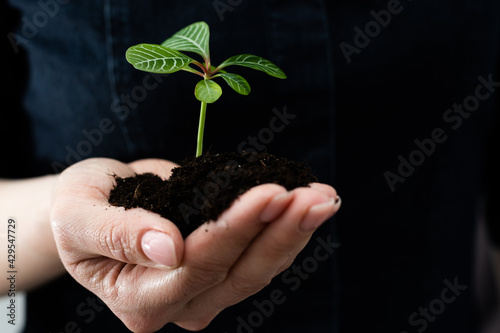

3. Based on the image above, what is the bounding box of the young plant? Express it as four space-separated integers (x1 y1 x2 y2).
125 21 287 157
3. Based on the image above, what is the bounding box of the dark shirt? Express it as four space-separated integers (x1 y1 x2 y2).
2 0 499 332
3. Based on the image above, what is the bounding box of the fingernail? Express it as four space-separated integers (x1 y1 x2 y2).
141 230 177 268
259 191 294 222
309 183 339 199
299 198 336 232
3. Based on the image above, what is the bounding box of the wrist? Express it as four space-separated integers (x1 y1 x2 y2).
0 174 65 291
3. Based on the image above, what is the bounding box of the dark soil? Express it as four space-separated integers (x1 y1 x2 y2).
108 152 318 237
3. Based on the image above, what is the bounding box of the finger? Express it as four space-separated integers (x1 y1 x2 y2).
309 182 339 200
227 186 340 280
174 184 292 300
51 158 184 269
186 186 340 315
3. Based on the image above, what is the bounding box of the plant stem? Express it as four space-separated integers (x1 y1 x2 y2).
210 66 222 76
196 101 207 157
181 66 205 77
192 61 207 73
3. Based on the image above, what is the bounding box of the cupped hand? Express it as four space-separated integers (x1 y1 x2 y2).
50 157 340 332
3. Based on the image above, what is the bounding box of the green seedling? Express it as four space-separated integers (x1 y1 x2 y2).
125 21 287 157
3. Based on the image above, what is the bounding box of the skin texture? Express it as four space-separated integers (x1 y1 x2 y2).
3 157 340 332
0 175 65 292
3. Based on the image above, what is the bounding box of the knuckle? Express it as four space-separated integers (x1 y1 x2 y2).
186 266 228 289
268 237 291 253
98 223 133 262
208 269 229 285
263 237 296 261
178 317 214 331
230 273 272 297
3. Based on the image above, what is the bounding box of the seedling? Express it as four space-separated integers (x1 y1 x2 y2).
125 21 287 157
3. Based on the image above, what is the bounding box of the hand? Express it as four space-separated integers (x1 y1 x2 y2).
50 157 341 332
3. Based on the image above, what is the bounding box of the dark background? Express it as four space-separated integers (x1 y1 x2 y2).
2 0 500 332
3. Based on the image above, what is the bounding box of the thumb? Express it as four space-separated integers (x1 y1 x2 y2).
52 193 185 270
50 158 184 270
98 207 185 269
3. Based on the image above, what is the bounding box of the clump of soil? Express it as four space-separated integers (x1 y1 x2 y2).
108 152 317 237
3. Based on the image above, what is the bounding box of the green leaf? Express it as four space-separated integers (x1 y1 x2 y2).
162 21 210 61
216 73 251 95
218 54 287 79
126 44 193 74
195 79 222 103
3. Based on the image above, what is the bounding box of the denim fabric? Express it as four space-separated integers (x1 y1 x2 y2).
2 0 500 332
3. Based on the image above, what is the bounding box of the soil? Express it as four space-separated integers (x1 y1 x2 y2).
108 151 318 237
